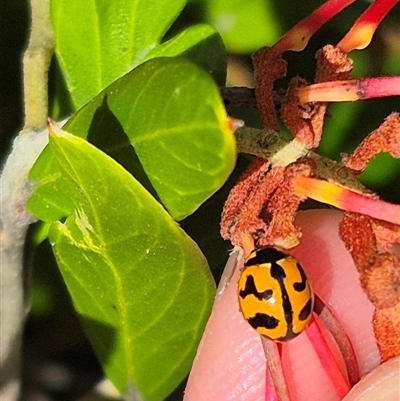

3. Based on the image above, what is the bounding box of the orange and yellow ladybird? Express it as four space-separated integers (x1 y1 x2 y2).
238 246 314 342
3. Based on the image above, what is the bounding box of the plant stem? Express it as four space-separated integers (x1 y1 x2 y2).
0 0 53 399
22 0 54 131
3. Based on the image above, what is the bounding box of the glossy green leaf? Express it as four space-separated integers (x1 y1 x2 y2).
65 58 236 221
52 0 226 108
28 126 215 401
146 24 227 85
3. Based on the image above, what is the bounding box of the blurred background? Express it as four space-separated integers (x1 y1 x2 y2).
1 0 399 400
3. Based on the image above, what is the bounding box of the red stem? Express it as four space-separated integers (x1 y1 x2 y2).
338 0 400 51
273 0 357 53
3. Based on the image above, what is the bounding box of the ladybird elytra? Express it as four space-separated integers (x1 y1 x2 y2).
238 246 314 342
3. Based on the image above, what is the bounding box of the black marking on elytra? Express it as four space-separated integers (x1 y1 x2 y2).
293 262 307 292
279 329 298 341
270 262 293 325
239 274 273 301
244 248 298 339
248 313 279 330
298 298 313 321
245 247 287 267
270 261 287 281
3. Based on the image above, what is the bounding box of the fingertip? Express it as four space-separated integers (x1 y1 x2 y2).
185 210 381 401
184 252 265 401
342 356 400 401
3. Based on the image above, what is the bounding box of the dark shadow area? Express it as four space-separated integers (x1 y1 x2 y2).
164 378 187 401
181 154 252 281
179 32 227 85
87 96 162 205
0 0 30 164
22 239 116 401
48 56 75 121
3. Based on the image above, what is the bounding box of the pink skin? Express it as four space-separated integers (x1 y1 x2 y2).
184 210 383 401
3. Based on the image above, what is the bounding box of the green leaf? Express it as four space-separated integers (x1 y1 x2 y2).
51 0 184 108
28 126 215 401
66 58 236 220
204 0 282 54
146 24 227 85
52 0 226 108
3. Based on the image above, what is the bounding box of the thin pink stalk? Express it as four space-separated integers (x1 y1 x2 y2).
266 366 280 401
261 338 291 401
306 317 351 399
317 300 361 386
298 76 400 104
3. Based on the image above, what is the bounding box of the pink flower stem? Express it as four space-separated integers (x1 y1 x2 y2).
316 298 361 385
306 315 351 398
261 338 291 401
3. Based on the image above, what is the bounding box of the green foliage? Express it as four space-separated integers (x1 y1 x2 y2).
25 1 400 400
65 58 236 220
52 0 226 108
203 0 282 53
27 1 235 399
28 127 215 400
360 153 400 189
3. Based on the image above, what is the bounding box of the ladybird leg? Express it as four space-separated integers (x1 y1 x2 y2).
261 337 292 401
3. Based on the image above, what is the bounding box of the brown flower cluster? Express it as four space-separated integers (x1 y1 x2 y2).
221 0 400 362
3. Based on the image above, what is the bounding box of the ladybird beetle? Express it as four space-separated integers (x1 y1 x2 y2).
238 247 314 342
